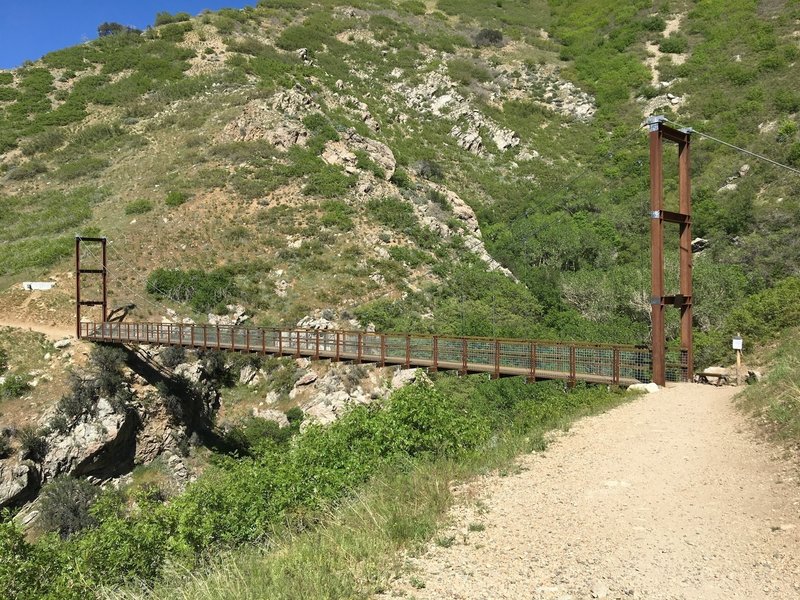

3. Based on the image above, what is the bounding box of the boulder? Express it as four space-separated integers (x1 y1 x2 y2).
41 398 137 482
295 371 318 386
174 361 204 384
251 408 290 429
628 382 660 394
239 364 258 386
0 460 40 508
54 338 72 349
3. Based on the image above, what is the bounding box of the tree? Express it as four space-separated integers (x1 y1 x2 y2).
97 22 141 37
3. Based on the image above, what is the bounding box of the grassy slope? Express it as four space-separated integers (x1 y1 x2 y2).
737 328 800 445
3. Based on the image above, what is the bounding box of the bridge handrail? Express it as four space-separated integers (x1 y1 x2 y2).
78 321 688 384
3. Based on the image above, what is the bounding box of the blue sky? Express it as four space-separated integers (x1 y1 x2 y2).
0 1 255 69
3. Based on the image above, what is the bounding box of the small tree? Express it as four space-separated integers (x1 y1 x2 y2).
89 345 126 397
97 22 141 37
16 426 47 461
474 28 503 47
37 477 99 539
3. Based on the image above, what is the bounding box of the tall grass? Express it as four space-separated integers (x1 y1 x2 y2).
737 328 800 443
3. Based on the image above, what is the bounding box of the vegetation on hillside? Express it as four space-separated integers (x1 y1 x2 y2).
0 375 626 599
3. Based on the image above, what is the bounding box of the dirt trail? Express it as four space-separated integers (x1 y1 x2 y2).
389 384 800 600
0 318 73 341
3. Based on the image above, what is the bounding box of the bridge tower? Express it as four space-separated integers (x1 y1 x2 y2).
648 116 693 385
75 236 108 339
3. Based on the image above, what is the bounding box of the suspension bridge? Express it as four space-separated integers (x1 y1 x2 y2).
75 118 697 386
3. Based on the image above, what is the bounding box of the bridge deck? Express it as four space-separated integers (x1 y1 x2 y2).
81 323 688 385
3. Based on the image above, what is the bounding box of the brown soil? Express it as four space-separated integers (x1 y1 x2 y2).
388 383 800 599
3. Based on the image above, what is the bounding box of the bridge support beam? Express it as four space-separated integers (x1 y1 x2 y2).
75 236 108 339
648 116 693 385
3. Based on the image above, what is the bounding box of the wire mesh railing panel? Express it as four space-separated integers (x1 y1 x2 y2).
498 341 529 371
574 346 613 379
535 344 571 374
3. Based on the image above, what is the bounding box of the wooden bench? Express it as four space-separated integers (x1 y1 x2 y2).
694 371 729 386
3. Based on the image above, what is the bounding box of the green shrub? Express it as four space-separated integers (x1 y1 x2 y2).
4 160 47 180
125 199 154 215
448 58 492 85
474 28 503 47
54 157 108 180
0 72 12 85
0 373 30 399
165 190 189 207
0 348 7 373
773 89 800 113
160 346 186 368
16 426 47 461
367 197 418 232
57 375 99 422
788 143 800 167
658 35 688 54
158 22 193 42
146 267 239 312
303 165 356 198
91 347 122 394
154 11 191 26
726 277 800 345
0 434 11 459
321 199 355 230
389 168 412 189
20 130 65 155
38 477 99 539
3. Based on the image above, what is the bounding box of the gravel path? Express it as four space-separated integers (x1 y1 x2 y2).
387 383 800 600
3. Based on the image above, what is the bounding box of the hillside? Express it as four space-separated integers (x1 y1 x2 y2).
1 0 800 597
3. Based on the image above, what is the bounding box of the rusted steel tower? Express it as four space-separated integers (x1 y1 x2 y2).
648 116 693 385
75 236 108 339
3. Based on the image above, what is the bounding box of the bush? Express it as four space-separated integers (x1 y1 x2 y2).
320 200 354 230
38 477 99 538
16 426 47 461
146 267 239 313
367 197 418 232
659 35 688 54
474 28 503 47
415 160 444 181
0 374 30 399
154 11 191 26
56 375 99 422
0 348 7 373
20 130 65 155
4 160 47 180
54 157 108 180
389 168 412 189
788 143 800 168
89 345 126 397
303 165 356 198
125 199 154 215
774 90 800 113
0 434 11 459
160 346 186 368
165 190 189 207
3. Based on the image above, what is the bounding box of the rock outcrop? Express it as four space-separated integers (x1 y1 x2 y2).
0 459 40 508
41 398 137 481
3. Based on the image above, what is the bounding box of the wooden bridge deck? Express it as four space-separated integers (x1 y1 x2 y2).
80 322 688 385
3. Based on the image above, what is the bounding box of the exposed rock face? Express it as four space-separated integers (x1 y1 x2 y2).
251 408 290 428
0 459 40 508
221 86 320 149
321 128 396 180
413 183 517 281
41 398 137 482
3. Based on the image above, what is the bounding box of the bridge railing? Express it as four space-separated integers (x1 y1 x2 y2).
79 322 687 384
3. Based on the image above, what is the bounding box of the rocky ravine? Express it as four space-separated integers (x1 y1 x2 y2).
387 384 800 600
